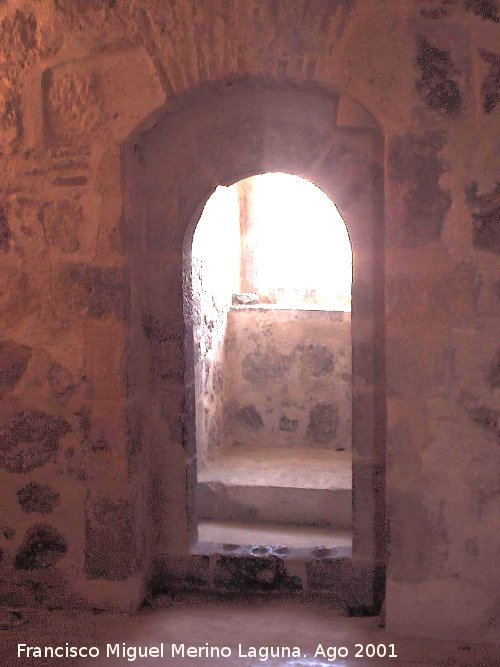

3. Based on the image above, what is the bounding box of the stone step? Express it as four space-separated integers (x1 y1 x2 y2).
196 447 352 528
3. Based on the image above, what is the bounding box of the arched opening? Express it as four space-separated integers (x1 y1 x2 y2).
191 173 353 549
123 79 385 609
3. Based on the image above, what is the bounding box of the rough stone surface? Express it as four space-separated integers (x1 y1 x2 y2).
0 207 11 253
479 49 500 113
0 410 71 473
241 347 294 385
235 405 264 432
17 482 60 514
278 416 299 432
40 199 83 253
84 495 136 581
415 37 462 115
389 131 451 244
464 0 499 21
307 404 340 444
0 340 32 398
46 362 78 405
222 309 351 451
300 344 335 377
472 205 500 253
0 0 497 645
14 525 68 570
214 556 301 593
487 349 500 389
62 264 130 320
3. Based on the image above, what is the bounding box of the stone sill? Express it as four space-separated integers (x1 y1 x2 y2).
230 303 351 316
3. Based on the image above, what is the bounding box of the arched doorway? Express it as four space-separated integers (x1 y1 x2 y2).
192 173 353 547
122 79 385 609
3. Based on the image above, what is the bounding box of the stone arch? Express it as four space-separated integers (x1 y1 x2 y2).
122 78 385 606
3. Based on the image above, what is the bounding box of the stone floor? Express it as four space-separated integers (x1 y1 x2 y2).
1 595 498 666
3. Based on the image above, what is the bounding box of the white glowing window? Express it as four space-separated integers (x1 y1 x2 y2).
195 173 352 311
244 173 352 310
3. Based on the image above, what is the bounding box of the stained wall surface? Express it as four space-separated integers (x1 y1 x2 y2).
223 307 352 451
0 0 498 646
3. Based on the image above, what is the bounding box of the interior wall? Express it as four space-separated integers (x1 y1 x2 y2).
223 308 352 451
0 0 497 645
191 185 240 465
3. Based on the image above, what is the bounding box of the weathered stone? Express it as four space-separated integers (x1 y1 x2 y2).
0 340 32 398
0 410 71 473
14 525 67 570
487 349 500 389
479 49 500 113
279 416 299 432
125 404 143 475
242 346 293 384
307 403 339 443
0 10 37 65
300 344 335 377
45 71 103 146
415 37 462 115
214 555 301 592
389 131 451 243
40 200 83 253
62 263 130 320
420 0 458 19
0 78 22 151
468 405 500 439
472 205 500 254
235 404 263 431
50 176 88 187
17 483 60 514
464 0 499 22
84 495 136 580
3 527 15 540
46 362 78 405
465 181 500 208
75 406 91 441
0 206 12 253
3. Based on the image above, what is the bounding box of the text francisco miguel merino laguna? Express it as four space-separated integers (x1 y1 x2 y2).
17 641 376 662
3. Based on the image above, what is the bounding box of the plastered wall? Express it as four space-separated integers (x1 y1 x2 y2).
223 308 352 451
0 0 498 644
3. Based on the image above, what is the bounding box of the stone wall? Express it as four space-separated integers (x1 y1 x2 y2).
223 307 352 451
191 185 240 466
0 0 498 645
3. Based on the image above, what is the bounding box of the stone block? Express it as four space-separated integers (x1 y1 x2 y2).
17 483 60 514
14 525 68 570
0 409 71 473
214 555 301 593
84 494 137 581
0 340 32 398
388 130 451 245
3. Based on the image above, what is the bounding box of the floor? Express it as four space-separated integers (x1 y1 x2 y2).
199 448 352 490
1 595 498 666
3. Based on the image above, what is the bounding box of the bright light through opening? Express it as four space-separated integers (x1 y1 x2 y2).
195 172 352 311
248 173 351 310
